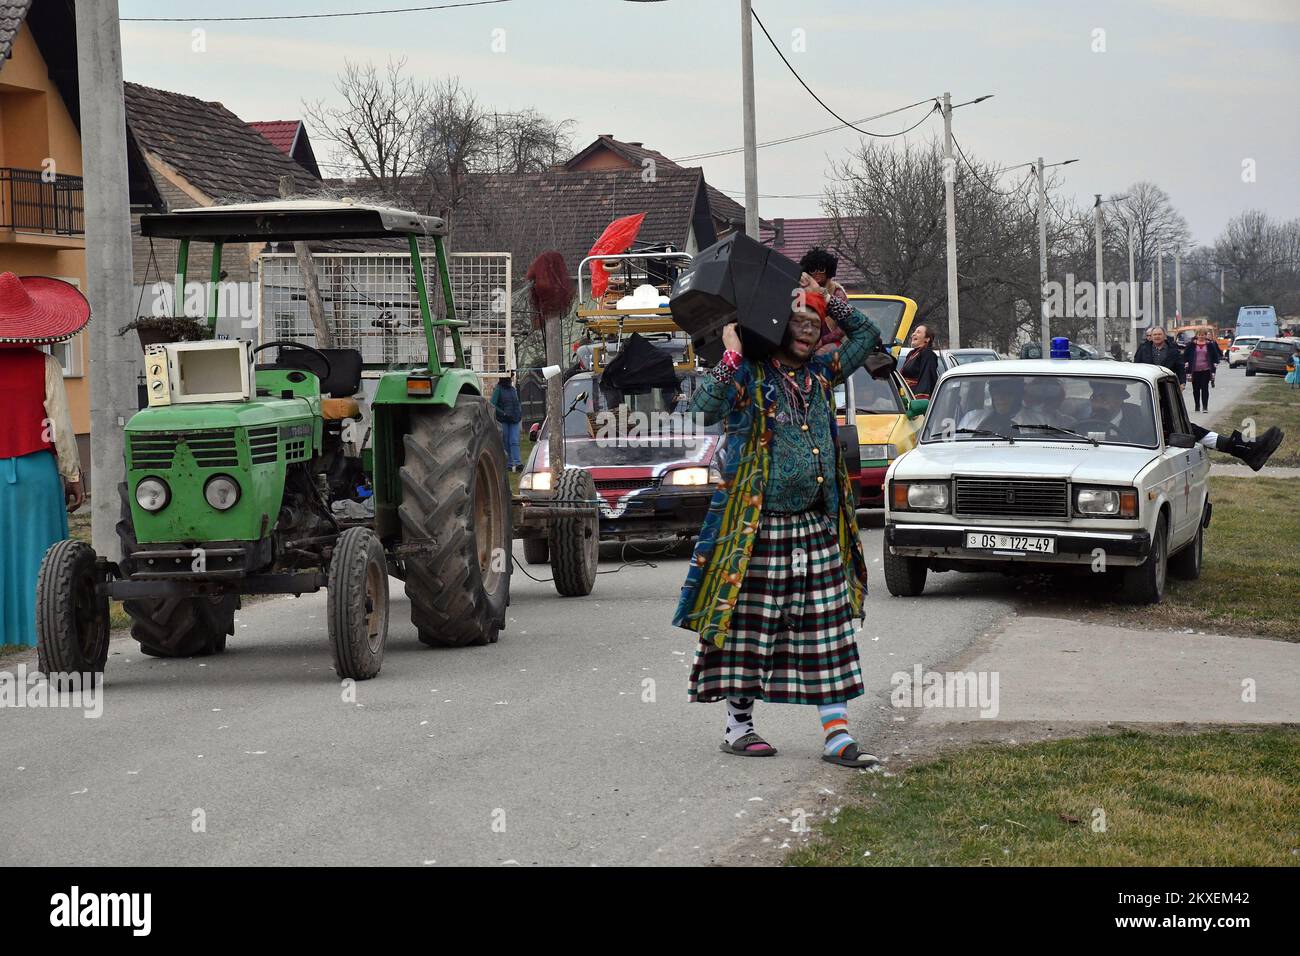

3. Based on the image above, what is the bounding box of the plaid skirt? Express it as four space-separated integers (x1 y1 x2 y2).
687 509 865 705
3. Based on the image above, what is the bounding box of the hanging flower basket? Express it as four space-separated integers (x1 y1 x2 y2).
118 316 214 351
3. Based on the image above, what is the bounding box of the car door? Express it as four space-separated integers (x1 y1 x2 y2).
1157 378 1203 543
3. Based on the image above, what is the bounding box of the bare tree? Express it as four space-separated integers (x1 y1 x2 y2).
303 58 433 195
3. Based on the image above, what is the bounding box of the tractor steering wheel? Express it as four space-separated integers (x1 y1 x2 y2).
252 340 333 386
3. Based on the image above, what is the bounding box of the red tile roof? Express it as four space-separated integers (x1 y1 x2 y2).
248 120 301 155
760 216 867 288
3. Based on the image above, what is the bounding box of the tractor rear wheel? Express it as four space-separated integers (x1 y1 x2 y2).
36 540 110 680
116 483 236 658
327 527 388 680
549 468 599 597
399 396 511 647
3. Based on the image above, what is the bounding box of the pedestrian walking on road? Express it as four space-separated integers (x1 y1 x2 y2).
1183 329 1222 413
491 373 523 472
0 274 88 647
674 273 886 768
1133 327 1186 387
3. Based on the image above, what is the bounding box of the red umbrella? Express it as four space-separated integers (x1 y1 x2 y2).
587 212 646 300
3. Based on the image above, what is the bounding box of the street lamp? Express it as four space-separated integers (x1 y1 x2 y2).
940 91 994 349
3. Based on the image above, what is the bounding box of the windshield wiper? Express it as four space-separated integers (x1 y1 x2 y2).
954 427 1015 444
1013 422 1099 446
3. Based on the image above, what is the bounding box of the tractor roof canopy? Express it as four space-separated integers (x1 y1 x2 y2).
140 199 447 243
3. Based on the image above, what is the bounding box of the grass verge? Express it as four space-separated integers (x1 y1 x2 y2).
1113 476 1300 640
788 728 1300 866
1210 377 1300 467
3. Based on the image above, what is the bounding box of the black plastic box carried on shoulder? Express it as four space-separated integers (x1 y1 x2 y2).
669 232 802 364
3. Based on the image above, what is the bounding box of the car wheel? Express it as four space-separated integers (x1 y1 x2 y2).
1245 366 1256 377
1168 514 1203 581
1123 513 1168 604
883 543 927 597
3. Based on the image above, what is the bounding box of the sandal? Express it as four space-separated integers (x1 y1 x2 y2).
720 731 777 757
823 741 879 768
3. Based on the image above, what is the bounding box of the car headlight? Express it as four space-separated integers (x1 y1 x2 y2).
203 475 241 511
521 471 551 491
860 443 897 462
1075 486 1137 518
666 467 711 486
891 481 949 512
135 477 170 512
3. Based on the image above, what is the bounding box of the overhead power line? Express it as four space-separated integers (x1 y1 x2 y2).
949 131 1032 199
749 6 939 139
121 0 513 23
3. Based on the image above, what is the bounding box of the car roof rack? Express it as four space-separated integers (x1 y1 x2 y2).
140 199 446 243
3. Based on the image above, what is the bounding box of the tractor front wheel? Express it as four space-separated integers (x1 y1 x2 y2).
36 540 110 680
400 396 511 647
522 536 549 565
116 483 236 658
549 468 599 597
328 527 388 680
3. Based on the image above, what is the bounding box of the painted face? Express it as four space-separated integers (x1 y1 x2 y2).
810 268 829 286
785 309 821 360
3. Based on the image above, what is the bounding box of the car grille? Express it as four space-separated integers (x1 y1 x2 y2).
594 477 661 493
129 429 239 470
954 477 1068 518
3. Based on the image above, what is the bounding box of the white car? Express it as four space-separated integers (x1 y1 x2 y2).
1227 336 1261 368
883 360 1210 604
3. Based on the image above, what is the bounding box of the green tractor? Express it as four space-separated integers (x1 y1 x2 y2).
36 200 599 681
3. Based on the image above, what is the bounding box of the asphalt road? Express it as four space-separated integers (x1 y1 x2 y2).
0 362 1261 866
0 517 1016 866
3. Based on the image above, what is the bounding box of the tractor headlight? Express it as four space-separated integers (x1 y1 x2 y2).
135 477 170 512
204 474 241 511
666 467 711 486
521 471 551 491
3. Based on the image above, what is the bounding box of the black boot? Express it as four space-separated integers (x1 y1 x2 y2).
1216 427 1284 472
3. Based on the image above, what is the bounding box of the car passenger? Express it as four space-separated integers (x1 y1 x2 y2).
958 377 1023 433
1083 380 1148 442
1019 377 1074 428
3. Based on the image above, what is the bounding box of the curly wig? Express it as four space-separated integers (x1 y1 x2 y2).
799 247 838 279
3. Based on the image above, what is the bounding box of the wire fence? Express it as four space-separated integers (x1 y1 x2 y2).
258 251 512 375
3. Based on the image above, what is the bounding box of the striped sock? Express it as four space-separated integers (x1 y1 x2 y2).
725 697 756 746
818 702 855 758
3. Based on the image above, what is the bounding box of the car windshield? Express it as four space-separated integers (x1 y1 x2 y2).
1232 338 1259 347
1258 341 1292 353
921 373 1158 448
848 368 906 414
848 298 908 347
951 351 999 365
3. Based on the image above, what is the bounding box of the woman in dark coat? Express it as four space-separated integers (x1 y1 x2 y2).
1182 329 1223 413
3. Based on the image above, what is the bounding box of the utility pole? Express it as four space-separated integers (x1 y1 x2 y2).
1157 251 1165 326
1093 194 1105 353
1127 226 1137 355
77 0 137 562
740 0 759 238
942 92 960 348
1220 268 1225 305
1174 251 1182 322
1037 157 1049 349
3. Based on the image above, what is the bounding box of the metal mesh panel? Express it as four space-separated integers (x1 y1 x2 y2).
259 251 511 373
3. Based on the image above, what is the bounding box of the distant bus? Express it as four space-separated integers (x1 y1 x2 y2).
1236 305 1279 339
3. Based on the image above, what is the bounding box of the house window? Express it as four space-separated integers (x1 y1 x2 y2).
40 276 85 377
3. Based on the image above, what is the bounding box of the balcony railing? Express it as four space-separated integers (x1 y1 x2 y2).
0 167 85 237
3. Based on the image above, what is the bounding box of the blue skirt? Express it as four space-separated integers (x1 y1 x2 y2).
0 451 69 647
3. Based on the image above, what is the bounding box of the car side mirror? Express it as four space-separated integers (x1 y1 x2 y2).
907 398 929 419
1168 432 1197 449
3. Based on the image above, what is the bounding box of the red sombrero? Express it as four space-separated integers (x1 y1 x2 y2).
0 272 91 347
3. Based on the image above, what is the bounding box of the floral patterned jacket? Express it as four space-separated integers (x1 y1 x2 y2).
672 299 882 648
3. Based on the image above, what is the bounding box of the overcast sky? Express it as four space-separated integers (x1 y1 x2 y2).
119 0 1299 246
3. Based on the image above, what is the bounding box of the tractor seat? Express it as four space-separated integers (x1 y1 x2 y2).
272 348 364 398
321 397 361 421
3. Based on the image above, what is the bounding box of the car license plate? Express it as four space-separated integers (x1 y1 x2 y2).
965 532 1055 554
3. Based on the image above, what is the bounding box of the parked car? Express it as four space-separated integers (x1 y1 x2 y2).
882 360 1210 604
519 369 722 560
1227 335 1261 368
837 368 928 508
1018 341 1099 360
1245 337 1297 377
896 346 1003 374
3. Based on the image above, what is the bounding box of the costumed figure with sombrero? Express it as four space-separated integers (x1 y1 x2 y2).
673 273 885 768
0 273 89 647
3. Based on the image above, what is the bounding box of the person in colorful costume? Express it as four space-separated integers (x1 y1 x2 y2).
673 274 884 767
0 273 89 647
